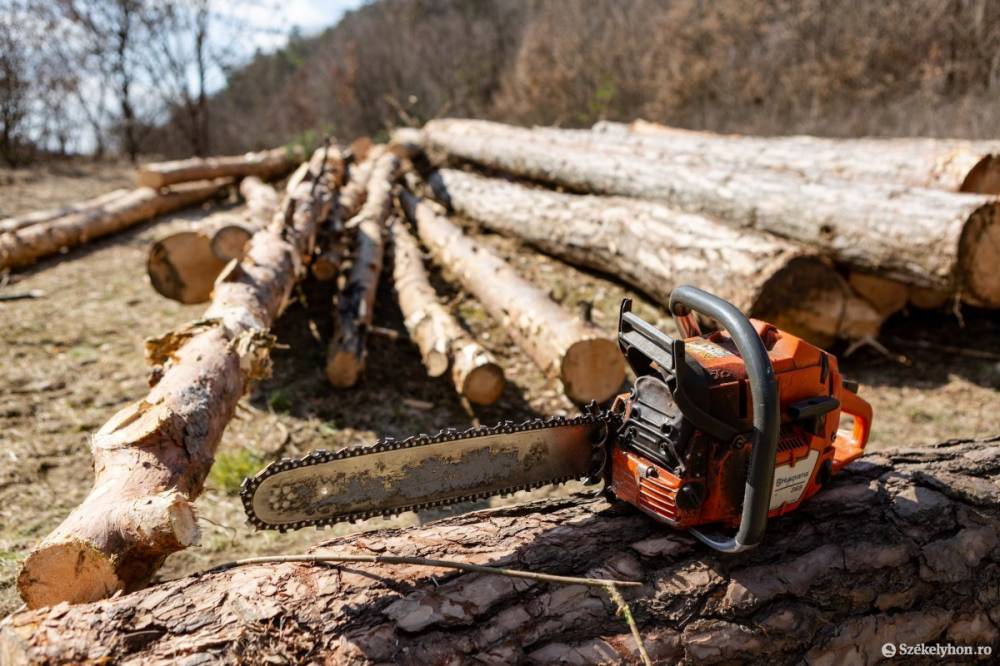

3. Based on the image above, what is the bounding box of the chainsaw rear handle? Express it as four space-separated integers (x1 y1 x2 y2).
668 285 780 553
831 384 872 473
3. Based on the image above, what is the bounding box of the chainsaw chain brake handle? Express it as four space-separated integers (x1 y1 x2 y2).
667 285 780 553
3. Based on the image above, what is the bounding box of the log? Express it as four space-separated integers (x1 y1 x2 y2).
431 169 883 346
590 119 1000 195
422 120 1000 307
146 179 282 304
3 436 998 664
390 218 505 405
0 188 131 234
0 181 230 271
136 146 308 188
400 191 624 404
325 152 400 387
312 146 385 282
14 147 342 610
848 272 911 318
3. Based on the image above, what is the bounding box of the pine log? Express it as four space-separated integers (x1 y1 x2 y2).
136 146 308 188
401 191 624 404
325 153 400 387
0 181 230 271
312 146 385 282
0 189 131 234
431 169 882 346
848 272 911 318
390 219 505 404
147 179 282 304
3 436 998 664
15 147 342 610
910 286 953 310
590 119 1000 195
422 120 1000 307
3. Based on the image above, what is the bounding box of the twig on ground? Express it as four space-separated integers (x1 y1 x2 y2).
604 583 653 666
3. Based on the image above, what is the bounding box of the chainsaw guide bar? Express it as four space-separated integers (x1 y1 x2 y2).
241 410 611 532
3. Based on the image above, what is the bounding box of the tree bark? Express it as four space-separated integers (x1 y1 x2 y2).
325 153 400 388
0 180 230 271
422 120 1000 308
401 191 625 404
0 188 131 234
431 169 883 347
14 147 342 610
146 179 282 304
3 436 997 665
136 146 307 188
592 119 1000 194
390 217 505 405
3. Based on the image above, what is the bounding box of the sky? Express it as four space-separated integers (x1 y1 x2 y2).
227 0 365 52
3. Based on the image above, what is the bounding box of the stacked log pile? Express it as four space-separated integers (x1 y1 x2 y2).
421 119 1000 317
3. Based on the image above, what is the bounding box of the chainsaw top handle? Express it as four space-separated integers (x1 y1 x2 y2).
668 285 780 553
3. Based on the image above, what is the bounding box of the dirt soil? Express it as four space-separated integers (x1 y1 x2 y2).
1 162 998 617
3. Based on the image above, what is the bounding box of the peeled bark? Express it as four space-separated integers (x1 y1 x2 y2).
147 179 282 304
0 189 131 234
391 218 505 404
401 191 624 404
423 120 1000 307
0 181 230 271
3 436 998 665
325 153 400 387
432 169 883 346
15 147 342 610
136 146 307 188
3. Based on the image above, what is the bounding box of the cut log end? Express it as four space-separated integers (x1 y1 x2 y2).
423 348 450 378
848 272 909 317
959 203 1000 307
561 338 626 404
909 286 951 310
459 361 505 405
326 351 363 388
210 224 254 262
960 154 1000 195
147 231 227 304
18 542 122 609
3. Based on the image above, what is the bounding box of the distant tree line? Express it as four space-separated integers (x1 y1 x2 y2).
4 0 1000 165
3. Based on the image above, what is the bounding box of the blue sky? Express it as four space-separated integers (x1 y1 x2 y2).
234 0 366 52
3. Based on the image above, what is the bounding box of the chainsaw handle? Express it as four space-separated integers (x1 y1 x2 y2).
831 385 872 473
668 285 780 553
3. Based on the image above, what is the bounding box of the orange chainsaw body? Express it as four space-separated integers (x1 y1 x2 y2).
607 317 872 532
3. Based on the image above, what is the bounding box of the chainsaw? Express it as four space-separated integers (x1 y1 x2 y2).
242 285 872 552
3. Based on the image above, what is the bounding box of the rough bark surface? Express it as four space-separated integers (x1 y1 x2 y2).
136 146 307 188
0 180 230 271
390 217 505 404
3 436 997 665
432 169 882 346
422 120 1000 307
402 192 624 403
325 152 400 387
15 147 342 610
0 189 131 234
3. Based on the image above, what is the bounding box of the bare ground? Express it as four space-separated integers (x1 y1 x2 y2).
0 164 997 617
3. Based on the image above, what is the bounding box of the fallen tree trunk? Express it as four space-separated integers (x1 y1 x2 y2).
325 152 400 387
14 146 342 610
401 191 624 404
390 218 505 404
0 180 230 271
0 188 131 234
422 120 1000 307
3 436 997 664
431 169 882 346
147 179 282 304
589 119 1000 195
136 146 308 188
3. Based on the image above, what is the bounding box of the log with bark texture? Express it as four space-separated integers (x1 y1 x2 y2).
312 146 385 282
431 169 883 347
147 178 282 304
136 146 309 188
0 188 131 234
0 180 230 271
590 119 1000 195
14 147 342 610
325 152 400 387
3 436 997 665
390 218 505 404
401 191 624 403
422 120 1000 307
